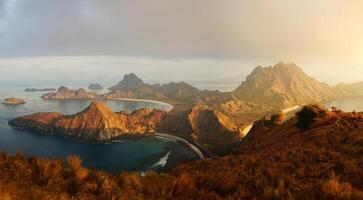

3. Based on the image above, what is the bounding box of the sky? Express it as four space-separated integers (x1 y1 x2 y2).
0 0 363 86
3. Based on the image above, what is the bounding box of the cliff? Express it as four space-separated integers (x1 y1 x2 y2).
233 62 335 108
9 102 166 140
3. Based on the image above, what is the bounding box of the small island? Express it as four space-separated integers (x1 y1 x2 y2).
88 83 103 90
24 88 57 92
2 98 26 105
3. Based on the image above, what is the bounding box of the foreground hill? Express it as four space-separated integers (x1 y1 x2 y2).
2 105 363 199
233 62 335 108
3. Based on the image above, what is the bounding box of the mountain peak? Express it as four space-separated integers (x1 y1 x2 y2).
81 101 114 118
109 73 145 91
234 63 334 108
273 62 302 72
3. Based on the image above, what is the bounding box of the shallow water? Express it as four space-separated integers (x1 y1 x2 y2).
0 85 198 173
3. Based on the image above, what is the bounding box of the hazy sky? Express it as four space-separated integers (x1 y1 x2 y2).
0 0 362 85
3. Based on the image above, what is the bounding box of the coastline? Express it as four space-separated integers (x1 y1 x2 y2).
153 133 205 159
108 97 174 111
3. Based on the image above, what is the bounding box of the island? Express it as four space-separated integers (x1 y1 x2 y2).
9 101 242 154
9 101 166 140
2 98 26 105
24 88 57 92
88 83 103 90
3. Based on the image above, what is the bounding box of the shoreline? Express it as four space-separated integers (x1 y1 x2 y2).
107 97 174 111
153 133 205 159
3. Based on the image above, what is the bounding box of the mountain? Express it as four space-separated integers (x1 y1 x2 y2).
9 101 166 140
2 105 363 199
233 62 335 108
9 101 242 153
109 73 145 91
42 86 102 100
107 73 223 103
169 105 363 199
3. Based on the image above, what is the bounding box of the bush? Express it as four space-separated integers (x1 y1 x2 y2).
296 104 326 131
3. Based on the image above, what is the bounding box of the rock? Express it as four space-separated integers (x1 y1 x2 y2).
2 98 26 105
88 83 103 90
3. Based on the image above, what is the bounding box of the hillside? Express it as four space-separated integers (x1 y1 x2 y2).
1 105 363 199
233 62 335 108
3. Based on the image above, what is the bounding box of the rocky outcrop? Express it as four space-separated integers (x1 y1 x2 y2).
233 62 335 108
2 98 26 105
24 88 56 92
42 86 103 100
9 101 167 140
88 83 103 90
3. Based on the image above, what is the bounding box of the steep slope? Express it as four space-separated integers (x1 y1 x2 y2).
234 62 335 108
188 105 240 154
169 105 363 199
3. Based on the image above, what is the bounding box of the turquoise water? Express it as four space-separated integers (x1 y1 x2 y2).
0 85 198 173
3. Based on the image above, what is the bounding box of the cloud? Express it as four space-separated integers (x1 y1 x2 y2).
0 0 362 64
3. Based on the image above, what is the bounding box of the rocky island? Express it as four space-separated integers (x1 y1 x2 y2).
9 101 242 154
2 98 26 105
34 62 363 154
9 101 166 140
42 86 102 100
24 88 56 92
88 83 103 90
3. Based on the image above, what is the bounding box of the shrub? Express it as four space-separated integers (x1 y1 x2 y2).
296 104 326 131
67 155 82 171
